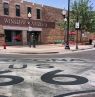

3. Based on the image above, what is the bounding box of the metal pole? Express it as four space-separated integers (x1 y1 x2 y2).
76 29 78 49
65 0 70 49
33 33 36 48
28 18 31 48
76 10 79 50
64 21 66 44
64 18 67 45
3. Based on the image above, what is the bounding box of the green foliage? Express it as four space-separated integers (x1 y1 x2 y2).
71 0 95 33
57 20 66 30
58 0 95 33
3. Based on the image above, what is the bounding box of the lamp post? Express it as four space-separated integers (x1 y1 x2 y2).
64 18 67 44
64 20 68 45
75 21 79 50
32 32 36 48
62 10 67 45
65 0 70 49
62 0 70 49
75 8 79 50
28 12 36 48
28 12 32 48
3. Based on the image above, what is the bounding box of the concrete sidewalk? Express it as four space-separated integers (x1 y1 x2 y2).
0 44 94 55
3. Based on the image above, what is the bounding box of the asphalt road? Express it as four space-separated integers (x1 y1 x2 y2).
0 49 95 97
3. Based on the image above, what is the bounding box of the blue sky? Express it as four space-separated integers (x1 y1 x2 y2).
26 0 95 10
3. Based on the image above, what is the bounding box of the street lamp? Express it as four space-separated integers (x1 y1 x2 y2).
28 12 32 48
28 12 36 48
62 10 67 45
62 0 70 49
64 18 67 45
62 10 67 17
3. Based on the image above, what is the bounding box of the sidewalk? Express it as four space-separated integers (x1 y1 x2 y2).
0 44 94 55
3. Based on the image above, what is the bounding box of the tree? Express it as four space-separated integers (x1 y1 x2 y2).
71 0 95 33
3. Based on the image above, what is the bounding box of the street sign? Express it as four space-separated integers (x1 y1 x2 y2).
75 22 79 29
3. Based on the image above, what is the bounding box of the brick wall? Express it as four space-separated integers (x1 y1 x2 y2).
41 6 64 43
0 0 3 15
0 0 64 45
0 25 4 45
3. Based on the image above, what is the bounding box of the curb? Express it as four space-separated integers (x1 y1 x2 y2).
71 47 93 51
0 47 95 55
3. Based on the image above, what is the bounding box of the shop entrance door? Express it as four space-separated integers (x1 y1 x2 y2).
5 30 22 45
27 31 41 45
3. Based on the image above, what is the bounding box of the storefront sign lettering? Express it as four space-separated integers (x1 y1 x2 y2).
0 16 55 28
4 18 26 25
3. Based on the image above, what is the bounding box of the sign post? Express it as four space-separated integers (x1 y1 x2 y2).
75 22 79 50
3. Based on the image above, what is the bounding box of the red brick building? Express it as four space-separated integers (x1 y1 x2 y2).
0 0 64 46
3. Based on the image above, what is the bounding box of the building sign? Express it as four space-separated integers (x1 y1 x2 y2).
75 22 79 29
2 0 9 3
0 16 55 28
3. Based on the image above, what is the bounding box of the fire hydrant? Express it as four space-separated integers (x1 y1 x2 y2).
3 43 6 49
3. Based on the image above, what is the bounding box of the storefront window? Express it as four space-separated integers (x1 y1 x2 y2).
16 5 20 16
14 31 22 42
27 7 32 15
3 2 9 15
5 30 12 42
5 30 22 45
36 9 41 19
